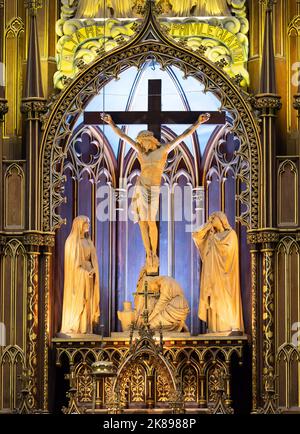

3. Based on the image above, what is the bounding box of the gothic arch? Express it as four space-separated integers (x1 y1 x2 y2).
40 10 262 233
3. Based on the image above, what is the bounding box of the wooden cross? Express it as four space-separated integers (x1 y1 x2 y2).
84 79 226 140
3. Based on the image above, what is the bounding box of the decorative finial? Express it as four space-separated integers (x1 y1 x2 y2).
24 0 43 16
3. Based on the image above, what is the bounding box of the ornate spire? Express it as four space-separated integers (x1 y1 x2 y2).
23 0 44 99
0 0 8 122
259 0 277 94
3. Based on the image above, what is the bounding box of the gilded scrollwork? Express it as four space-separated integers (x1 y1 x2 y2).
26 252 39 409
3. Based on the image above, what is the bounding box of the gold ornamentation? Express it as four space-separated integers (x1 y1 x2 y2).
53 337 246 411
5 17 24 38
182 366 197 402
288 15 300 36
156 371 171 402
251 249 258 411
26 252 39 409
76 363 94 403
43 251 51 411
262 247 278 413
130 364 145 402
207 364 226 403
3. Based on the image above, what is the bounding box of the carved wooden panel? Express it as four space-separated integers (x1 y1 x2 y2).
0 240 27 411
278 160 298 227
4 164 25 230
276 238 300 409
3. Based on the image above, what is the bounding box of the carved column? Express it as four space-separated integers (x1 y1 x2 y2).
198 360 206 408
248 230 280 413
23 234 42 411
250 244 259 411
146 368 155 409
41 234 55 412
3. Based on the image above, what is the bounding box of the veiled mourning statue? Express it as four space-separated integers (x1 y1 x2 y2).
193 211 244 334
60 216 100 334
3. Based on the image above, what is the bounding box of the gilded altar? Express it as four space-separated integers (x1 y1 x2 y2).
52 335 248 414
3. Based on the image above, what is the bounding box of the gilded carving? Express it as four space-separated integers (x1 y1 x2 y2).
53 338 245 411
26 252 39 409
76 363 94 403
182 366 197 402
156 370 171 402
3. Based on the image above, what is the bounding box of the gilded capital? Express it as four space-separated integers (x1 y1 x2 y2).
24 0 43 16
253 94 282 114
259 0 277 12
21 98 47 121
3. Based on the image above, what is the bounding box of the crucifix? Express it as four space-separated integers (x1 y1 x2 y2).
84 79 226 140
84 79 226 275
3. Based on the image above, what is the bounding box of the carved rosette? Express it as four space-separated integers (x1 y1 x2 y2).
21 99 48 122
253 94 282 115
0 98 8 122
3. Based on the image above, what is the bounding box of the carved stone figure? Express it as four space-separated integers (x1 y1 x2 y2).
117 301 136 331
60 216 100 334
134 269 190 332
192 211 244 333
103 113 210 273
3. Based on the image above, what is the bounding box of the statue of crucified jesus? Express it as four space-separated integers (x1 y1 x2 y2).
102 113 210 274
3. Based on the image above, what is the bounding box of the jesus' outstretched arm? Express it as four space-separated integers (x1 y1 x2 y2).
164 113 211 152
101 114 141 153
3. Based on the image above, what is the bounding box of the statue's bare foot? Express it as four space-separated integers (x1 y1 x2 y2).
152 253 160 268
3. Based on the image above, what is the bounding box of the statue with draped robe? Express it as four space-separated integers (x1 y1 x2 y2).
60 216 100 335
134 268 190 332
192 212 244 334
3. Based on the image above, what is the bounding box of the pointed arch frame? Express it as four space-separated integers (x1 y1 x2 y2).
39 7 262 233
